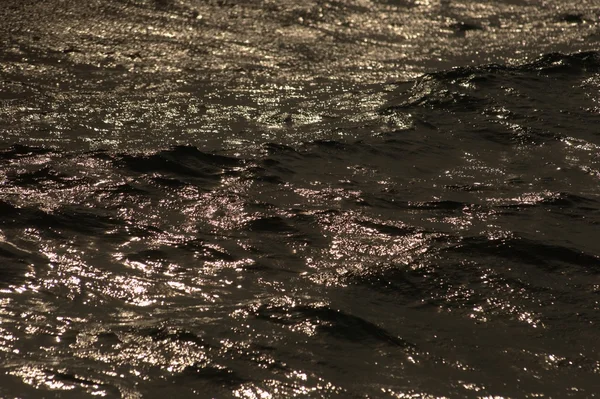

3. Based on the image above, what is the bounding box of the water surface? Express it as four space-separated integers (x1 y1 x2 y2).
1 0 600 398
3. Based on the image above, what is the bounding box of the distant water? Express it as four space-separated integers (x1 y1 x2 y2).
1 1 600 398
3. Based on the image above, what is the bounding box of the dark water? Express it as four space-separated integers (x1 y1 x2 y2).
1 0 600 398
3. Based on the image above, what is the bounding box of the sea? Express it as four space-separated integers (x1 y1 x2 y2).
0 0 599 397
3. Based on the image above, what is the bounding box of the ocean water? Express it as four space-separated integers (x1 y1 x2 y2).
1 0 599 398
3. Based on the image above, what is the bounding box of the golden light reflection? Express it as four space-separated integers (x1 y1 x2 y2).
380 388 448 398
0 0 598 397
300 210 434 285
233 376 343 399
9 367 77 391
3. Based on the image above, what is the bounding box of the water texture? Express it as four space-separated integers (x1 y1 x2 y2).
1 0 600 398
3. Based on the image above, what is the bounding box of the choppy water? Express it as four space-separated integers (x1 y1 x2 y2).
1 0 600 398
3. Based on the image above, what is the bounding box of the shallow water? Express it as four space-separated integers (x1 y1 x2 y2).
1 0 600 398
